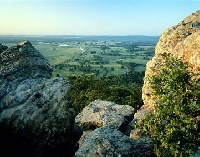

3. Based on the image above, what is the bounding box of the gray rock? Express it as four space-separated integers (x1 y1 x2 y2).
0 41 75 156
0 40 52 80
75 100 154 157
75 127 154 157
134 105 154 124
75 127 136 157
133 136 154 157
78 130 94 147
75 100 134 130
0 43 8 53
193 149 200 157
0 77 73 131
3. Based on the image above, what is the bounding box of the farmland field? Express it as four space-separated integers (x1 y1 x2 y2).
0 35 159 78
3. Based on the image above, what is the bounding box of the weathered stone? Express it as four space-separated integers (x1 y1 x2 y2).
75 100 154 156
193 150 200 157
0 41 75 156
0 43 8 53
75 126 154 157
75 127 135 157
0 40 52 80
133 136 154 157
75 100 134 130
137 10 200 121
78 130 94 147
134 105 154 123
130 129 141 140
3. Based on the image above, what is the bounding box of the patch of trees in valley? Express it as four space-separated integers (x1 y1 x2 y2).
68 71 145 114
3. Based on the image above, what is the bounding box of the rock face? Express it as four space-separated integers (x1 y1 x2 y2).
75 100 134 130
0 43 8 53
75 127 136 157
0 41 75 157
75 126 154 157
137 10 200 120
75 100 154 157
0 40 52 80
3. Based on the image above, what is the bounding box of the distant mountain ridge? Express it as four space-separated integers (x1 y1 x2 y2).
0 35 159 46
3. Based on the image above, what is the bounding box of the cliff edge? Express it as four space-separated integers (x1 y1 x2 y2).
136 10 200 120
0 41 75 157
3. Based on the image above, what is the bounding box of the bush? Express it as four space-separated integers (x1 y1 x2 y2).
139 56 200 156
68 72 144 115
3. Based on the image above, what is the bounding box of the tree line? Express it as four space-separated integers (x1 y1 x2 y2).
67 71 145 115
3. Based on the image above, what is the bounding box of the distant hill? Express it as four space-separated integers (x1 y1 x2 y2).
0 35 159 46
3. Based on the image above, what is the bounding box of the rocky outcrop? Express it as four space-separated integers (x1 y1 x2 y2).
0 40 52 81
75 100 134 130
0 41 75 157
75 100 154 157
75 127 136 157
137 10 200 121
0 43 8 53
75 126 154 157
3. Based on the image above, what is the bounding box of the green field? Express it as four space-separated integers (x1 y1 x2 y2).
0 35 157 78
33 41 155 78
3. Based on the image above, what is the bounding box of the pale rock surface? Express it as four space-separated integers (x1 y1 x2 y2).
75 126 154 157
136 10 200 121
75 100 134 130
75 100 154 157
0 41 75 156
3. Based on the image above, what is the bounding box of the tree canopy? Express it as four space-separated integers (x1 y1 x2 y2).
67 71 144 115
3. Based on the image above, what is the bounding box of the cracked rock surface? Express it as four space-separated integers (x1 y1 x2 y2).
0 41 75 157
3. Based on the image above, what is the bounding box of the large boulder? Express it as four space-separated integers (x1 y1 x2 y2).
75 100 134 130
0 41 75 157
0 40 52 80
136 10 200 121
75 126 154 157
75 100 154 157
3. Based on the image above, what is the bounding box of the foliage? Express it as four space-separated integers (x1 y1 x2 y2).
67 71 144 114
138 56 200 156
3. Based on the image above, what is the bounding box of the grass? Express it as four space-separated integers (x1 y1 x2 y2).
32 42 154 77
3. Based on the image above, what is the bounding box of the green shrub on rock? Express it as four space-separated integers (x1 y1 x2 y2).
139 56 200 156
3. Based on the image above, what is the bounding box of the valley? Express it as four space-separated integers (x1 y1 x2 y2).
0 35 159 78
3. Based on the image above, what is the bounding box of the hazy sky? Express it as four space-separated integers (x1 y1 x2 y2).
0 0 199 36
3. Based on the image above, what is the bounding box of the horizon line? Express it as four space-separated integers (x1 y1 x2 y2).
0 34 160 37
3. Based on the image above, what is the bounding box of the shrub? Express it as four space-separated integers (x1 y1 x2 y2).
68 72 144 115
139 56 200 156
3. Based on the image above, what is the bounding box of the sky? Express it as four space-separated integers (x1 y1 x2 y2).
0 0 200 36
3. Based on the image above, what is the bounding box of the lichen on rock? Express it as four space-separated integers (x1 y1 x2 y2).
0 41 75 156
75 100 154 157
75 100 134 130
136 10 200 121
0 40 52 80
75 126 154 157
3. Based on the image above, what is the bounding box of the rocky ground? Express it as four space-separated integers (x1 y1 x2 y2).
74 100 153 157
